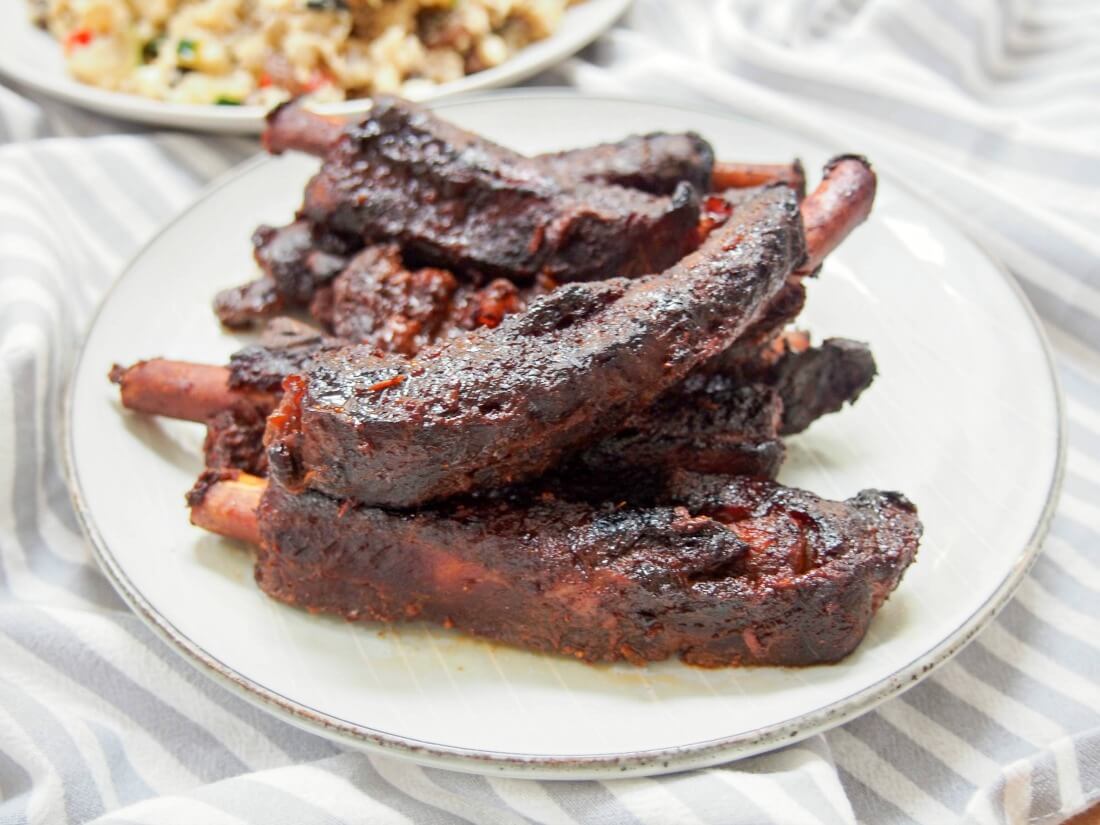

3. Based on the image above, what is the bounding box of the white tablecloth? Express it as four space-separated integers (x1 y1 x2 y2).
1 1 1098 823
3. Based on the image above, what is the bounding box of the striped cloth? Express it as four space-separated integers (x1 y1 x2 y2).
2 0 1099 822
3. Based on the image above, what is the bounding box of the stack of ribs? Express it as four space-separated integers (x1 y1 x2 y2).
111 97 920 667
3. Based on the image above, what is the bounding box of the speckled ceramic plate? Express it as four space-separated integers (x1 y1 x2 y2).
66 92 1064 778
0 0 631 133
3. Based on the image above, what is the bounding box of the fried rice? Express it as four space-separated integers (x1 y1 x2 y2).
30 0 581 106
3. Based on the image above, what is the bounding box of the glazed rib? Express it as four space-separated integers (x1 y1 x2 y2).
263 102 810 200
265 100 716 195
225 101 715 328
116 156 878 486
299 96 702 284
113 335 873 484
269 185 804 507
188 470 920 667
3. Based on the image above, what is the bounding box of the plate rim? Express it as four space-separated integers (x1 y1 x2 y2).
63 89 1067 778
0 0 632 133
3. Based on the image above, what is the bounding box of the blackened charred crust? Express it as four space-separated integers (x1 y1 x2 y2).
275 186 805 507
567 379 786 487
204 407 269 476
823 153 872 176
252 221 349 305
253 472 919 666
765 337 877 435
300 96 702 284
227 322 332 394
214 278 284 329
531 131 715 195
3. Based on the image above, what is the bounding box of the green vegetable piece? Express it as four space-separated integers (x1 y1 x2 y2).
141 36 164 63
177 38 199 65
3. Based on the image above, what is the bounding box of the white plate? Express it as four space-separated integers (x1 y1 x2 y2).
66 92 1064 778
0 0 630 133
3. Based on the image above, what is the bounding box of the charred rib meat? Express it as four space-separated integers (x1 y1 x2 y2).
268 186 805 507
265 100 716 196
320 244 550 354
131 335 868 485
187 471 920 667
566 378 786 489
298 96 702 284
721 332 878 435
530 132 715 195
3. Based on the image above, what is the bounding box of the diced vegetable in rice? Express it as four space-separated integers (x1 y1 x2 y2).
32 0 582 105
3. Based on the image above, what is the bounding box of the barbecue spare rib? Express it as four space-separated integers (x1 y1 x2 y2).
111 324 876 486
262 98 805 198
288 96 704 280
262 153 875 508
264 184 804 507
187 469 919 667
217 99 811 329
110 98 918 668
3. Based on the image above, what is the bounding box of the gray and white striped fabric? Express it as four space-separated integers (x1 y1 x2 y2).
2 0 1098 823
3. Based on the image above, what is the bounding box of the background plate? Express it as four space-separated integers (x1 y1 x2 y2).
67 93 1063 778
0 0 631 133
